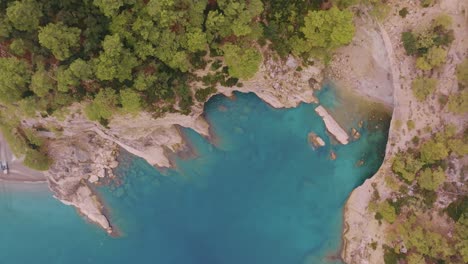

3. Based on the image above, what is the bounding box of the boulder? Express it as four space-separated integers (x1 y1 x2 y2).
308 132 326 148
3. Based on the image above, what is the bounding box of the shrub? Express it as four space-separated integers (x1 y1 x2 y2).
420 139 449 163
416 47 447 71
417 167 446 191
23 148 51 171
383 245 400 264
447 91 468 114
445 196 468 221
447 139 468 156
433 14 452 30
378 200 397 223
411 77 437 101
195 86 217 102
407 120 415 130
399 8 409 18
392 153 424 182
402 31 418 55
456 59 468 88
420 0 434 8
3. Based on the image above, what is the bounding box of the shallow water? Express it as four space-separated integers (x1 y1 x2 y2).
0 88 389 264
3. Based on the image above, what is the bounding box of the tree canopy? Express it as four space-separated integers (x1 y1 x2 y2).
6 0 42 32
38 23 81 61
0 57 30 102
222 44 262 79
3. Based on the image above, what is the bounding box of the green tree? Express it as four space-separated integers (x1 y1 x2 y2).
416 46 447 70
186 28 207 52
120 89 141 114
30 69 54 97
38 22 81 61
6 0 42 32
0 57 30 102
23 148 51 171
433 14 452 30
447 91 468 114
456 59 468 87
392 154 423 182
0 14 13 38
447 139 468 156
402 31 418 55
298 7 355 53
378 200 397 223
56 66 77 93
93 0 124 17
94 34 139 82
133 72 157 92
455 216 468 263
411 77 437 101
69 59 93 80
9 39 27 56
85 88 118 121
222 44 262 79
407 253 424 264
418 167 446 191
420 139 449 163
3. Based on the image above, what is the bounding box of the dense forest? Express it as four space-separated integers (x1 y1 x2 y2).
0 0 357 170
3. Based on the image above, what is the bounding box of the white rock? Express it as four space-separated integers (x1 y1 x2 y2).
88 175 99 183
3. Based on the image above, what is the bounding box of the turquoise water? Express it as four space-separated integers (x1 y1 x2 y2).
0 90 389 264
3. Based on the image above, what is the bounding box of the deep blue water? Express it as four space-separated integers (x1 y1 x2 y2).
0 90 389 264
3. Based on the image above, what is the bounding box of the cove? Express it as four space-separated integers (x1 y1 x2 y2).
0 87 390 264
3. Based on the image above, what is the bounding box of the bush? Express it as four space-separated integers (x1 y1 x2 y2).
383 245 400 264
445 196 468 221
402 31 418 55
399 8 409 18
416 47 447 71
412 77 437 101
210 60 222 71
417 167 446 191
447 91 468 114
456 59 468 88
392 153 423 182
195 86 217 102
421 0 434 8
378 200 397 223
420 139 449 163
421 189 438 206
407 120 415 130
23 148 51 171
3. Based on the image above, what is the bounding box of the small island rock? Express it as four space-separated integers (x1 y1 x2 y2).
308 132 326 148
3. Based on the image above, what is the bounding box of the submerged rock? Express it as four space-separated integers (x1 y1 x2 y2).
308 132 326 148
330 151 337 160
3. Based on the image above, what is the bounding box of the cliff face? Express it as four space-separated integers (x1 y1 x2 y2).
337 1 468 263
26 52 324 231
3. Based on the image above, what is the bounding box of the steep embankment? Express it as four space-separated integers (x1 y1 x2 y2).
333 1 468 263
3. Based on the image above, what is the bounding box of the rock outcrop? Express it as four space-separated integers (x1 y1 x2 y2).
308 132 326 148
315 105 350 145
46 131 118 233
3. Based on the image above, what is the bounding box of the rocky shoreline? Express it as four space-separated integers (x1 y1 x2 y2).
14 51 328 232
334 1 468 263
